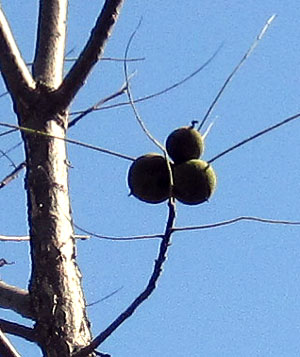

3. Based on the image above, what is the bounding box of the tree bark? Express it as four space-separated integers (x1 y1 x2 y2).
0 0 124 354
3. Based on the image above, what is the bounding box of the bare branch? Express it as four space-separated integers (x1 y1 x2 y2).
74 222 163 241
56 0 125 108
0 7 35 101
0 234 89 242
0 259 14 267
208 112 300 164
0 319 36 343
0 148 17 168
0 122 135 162
0 328 21 357
0 162 26 190
87 287 124 307
173 216 300 232
69 47 221 118
198 14 276 131
73 199 177 356
0 281 33 319
124 20 166 153
0 141 22 158
65 56 145 63
32 0 68 87
68 77 130 128
0 129 17 138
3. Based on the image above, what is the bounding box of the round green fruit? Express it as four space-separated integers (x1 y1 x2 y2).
166 126 204 164
128 153 171 204
173 159 216 205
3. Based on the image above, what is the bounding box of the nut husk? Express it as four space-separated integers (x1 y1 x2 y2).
128 153 171 204
173 159 216 205
166 126 204 164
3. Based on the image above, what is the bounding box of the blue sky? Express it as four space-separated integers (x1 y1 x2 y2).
1 1 300 356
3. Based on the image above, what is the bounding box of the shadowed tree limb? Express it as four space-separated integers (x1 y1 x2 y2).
0 319 36 343
0 327 21 357
0 281 33 319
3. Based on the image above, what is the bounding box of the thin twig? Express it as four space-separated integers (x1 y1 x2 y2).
0 142 22 157
123 22 175 189
208 112 300 164
0 129 17 137
65 56 145 63
0 122 135 162
173 216 300 232
87 287 124 307
73 222 163 241
0 162 26 190
68 74 135 128
198 14 277 131
69 44 221 116
0 148 17 168
124 20 165 152
75 215 300 243
73 199 177 356
0 259 14 267
0 234 90 242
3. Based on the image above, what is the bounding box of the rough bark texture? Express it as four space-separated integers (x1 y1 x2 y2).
22 0 93 355
19 94 92 356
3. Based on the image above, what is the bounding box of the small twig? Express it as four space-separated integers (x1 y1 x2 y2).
124 20 165 152
0 122 135 162
198 14 276 131
73 199 177 356
0 148 17 168
0 162 26 190
0 259 14 267
0 234 90 242
73 222 163 241
0 129 17 138
0 142 22 158
69 44 222 115
65 56 145 63
0 328 21 357
95 352 111 357
0 90 8 99
208 112 300 164
173 216 300 232
87 287 124 307
68 74 135 128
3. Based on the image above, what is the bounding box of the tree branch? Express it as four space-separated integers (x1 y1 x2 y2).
73 199 176 356
0 319 36 343
32 0 68 87
0 327 21 357
55 0 125 108
0 162 26 190
0 234 90 242
0 7 35 102
0 281 33 319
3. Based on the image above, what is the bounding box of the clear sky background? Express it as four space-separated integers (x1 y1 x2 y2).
1 1 300 356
